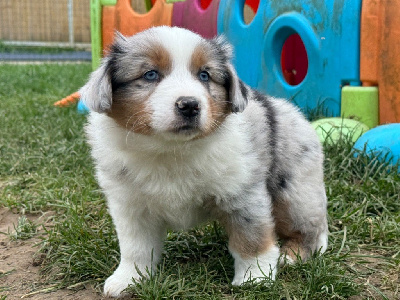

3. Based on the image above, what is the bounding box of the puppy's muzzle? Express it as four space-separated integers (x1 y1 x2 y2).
175 96 200 118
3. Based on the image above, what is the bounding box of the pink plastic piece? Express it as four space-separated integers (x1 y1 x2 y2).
172 0 220 39
281 34 308 86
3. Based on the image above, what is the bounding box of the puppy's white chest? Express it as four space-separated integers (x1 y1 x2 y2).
127 149 248 202
117 156 230 228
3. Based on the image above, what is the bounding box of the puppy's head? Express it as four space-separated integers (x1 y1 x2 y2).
80 26 247 140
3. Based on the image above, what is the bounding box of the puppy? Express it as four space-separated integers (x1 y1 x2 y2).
80 26 328 297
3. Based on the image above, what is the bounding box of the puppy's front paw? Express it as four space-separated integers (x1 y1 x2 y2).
231 263 276 286
104 274 132 298
231 245 280 286
103 267 140 298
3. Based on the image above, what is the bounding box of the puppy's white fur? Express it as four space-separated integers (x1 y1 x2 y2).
81 26 328 297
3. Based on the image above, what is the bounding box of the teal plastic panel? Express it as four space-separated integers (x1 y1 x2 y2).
218 0 362 116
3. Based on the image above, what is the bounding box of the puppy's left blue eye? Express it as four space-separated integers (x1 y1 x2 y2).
199 71 210 82
143 70 159 81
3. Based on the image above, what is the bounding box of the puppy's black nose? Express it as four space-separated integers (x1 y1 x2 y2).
175 96 200 118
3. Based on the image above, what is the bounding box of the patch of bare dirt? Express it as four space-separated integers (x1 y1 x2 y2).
348 249 399 299
0 207 105 299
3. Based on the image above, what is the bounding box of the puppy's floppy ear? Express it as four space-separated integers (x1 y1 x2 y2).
212 36 248 113
225 63 248 113
79 60 112 113
79 32 128 113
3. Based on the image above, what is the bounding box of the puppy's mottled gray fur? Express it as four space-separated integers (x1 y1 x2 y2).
80 26 328 297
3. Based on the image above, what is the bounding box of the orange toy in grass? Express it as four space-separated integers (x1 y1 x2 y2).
54 92 80 107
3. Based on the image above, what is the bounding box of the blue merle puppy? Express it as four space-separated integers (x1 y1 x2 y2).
80 26 329 297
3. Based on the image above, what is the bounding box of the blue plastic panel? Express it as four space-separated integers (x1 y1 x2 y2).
217 0 267 87
218 0 362 116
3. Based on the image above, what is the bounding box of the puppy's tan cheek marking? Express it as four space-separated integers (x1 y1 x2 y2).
201 84 230 134
206 96 229 130
191 43 231 137
107 43 170 135
108 95 153 135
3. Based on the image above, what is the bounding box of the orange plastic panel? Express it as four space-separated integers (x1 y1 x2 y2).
102 5 116 53
360 0 379 86
360 0 400 123
115 0 172 37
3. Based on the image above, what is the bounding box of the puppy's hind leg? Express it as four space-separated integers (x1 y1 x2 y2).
273 175 328 263
219 185 280 285
229 232 280 286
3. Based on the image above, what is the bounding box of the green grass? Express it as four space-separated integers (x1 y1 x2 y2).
1 63 399 299
6 215 38 241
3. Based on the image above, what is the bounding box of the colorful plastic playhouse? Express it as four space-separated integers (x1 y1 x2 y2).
56 0 399 167
87 0 399 122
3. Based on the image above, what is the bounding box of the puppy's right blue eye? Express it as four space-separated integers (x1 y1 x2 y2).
143 70 159 81
199 71 210 82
